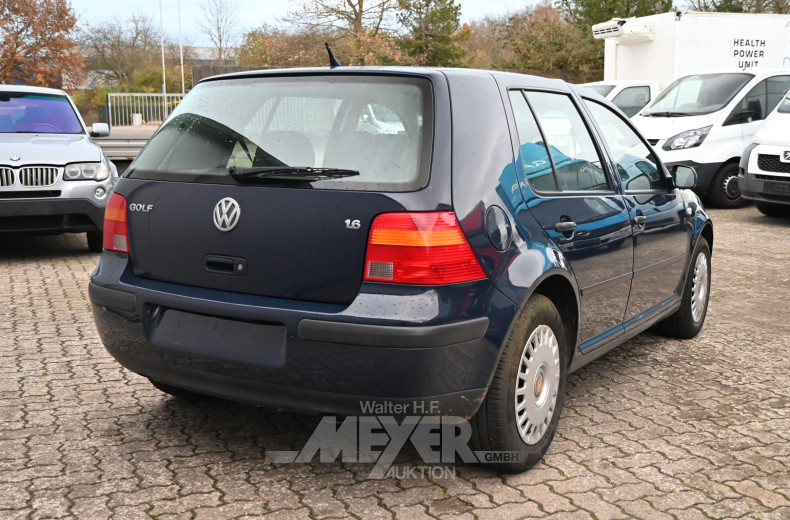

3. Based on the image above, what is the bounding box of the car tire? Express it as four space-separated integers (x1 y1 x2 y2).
656 237 711 339
470 294 568 473
755 201 789 218
708 163 746 208
86 231 103 253
149 378 204 400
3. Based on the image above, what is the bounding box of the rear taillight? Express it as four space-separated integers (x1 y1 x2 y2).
364 212 486 285
103 193 129 253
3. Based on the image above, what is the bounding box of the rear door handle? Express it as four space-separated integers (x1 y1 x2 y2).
555 221 577 233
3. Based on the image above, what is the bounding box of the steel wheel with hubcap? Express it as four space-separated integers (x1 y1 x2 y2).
656 237 711 339
471 294 568 472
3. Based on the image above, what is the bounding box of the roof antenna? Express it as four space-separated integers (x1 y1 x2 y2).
324 41 342 69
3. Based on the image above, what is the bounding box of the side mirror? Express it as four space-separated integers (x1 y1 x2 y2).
672 164 697 189
90 123 110 138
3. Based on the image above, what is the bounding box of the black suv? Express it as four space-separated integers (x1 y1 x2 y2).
89 67 713 471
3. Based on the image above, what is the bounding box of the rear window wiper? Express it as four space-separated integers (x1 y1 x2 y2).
228 166 359 181
643 111 691 117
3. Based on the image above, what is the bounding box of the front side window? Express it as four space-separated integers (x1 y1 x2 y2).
0 92 83 134
584 99 666 192
730 75 790 122
611 86 651 117
129 75 433 191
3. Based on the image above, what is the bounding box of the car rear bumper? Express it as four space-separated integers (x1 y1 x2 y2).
90 253 516 418
0 197 105 234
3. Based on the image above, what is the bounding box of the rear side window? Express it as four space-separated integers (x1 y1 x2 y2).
509 90 609 193
129 75 433 191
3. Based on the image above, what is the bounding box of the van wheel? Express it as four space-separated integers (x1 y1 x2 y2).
708 163 745 208
86 231 103 253
755 201 789 218
656 237 711 339
470 294 568 473
149 378 203 400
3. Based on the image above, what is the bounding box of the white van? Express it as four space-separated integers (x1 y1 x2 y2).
738 90 790 217
580 80 661 118
632 68 790 207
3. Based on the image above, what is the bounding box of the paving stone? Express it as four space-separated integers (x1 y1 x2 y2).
1 208 789 519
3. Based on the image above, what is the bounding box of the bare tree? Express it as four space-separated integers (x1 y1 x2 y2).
197 0 240 62
82 13 160 86
285 0 400 64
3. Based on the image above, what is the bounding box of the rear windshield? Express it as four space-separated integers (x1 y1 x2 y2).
0 92 84 134
128 75 434 191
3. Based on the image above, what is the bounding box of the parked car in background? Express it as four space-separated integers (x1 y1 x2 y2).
0 85 117 251
89 67 712 472
580 80 660 118
739 90 790 217
632 68 790 208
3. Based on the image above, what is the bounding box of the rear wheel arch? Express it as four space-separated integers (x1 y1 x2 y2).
530 273 579 366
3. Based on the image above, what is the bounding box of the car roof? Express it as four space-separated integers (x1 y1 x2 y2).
0 84 69 96
197 66 571 90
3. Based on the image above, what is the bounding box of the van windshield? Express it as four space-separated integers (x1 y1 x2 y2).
642 73 753 117
128 75 433 191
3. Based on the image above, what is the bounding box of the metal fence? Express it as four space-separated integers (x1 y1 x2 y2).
106 93 185 128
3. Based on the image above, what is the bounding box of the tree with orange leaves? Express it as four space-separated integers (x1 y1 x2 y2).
0 0 83 88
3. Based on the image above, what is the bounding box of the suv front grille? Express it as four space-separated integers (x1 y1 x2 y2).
757 154 790 174
0 168 13 186
19 167 59 187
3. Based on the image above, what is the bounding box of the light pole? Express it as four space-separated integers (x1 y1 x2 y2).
178 0 185 94
159 0 168 120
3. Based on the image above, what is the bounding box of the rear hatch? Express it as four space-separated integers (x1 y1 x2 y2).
123 73 436 305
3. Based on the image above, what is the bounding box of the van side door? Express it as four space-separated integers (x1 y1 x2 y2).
726 75 790 147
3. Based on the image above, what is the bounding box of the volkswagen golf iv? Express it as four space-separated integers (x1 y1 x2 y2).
89 67 713 471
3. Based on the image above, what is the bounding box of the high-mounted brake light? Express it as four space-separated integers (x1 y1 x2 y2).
103 193 129 253
364 212 486 285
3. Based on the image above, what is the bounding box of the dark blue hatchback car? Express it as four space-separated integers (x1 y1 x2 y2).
89 67 713 472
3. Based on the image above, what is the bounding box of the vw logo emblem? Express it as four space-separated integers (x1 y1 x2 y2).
213 197 241 232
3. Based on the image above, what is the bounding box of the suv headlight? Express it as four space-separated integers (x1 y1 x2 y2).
64 162 110 181
662 126 712 151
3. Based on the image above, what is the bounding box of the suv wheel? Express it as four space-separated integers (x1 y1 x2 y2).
755 201 789 218
86 231 103 253
656 237 711 339
708 163 745 208
471 294 568 472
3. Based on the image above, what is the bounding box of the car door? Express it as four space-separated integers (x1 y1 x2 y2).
508 90 634 349
583 98 691 325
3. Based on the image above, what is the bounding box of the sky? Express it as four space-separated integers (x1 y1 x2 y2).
69 0 531 47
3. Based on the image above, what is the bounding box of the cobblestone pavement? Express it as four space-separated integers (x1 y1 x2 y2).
1 206 789 520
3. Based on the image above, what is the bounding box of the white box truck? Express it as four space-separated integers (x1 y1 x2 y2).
593 11 790 207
